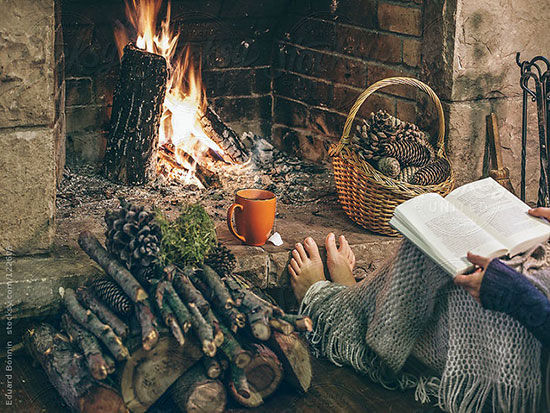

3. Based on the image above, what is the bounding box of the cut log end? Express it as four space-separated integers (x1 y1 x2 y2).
186 381 226 413
234 350 252 369
80 385 128 413
269 332 312 393
251 321 271 341
245 345 283 399
202 340 217 358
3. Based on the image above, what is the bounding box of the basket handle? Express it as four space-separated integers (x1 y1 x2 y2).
329 77 446 158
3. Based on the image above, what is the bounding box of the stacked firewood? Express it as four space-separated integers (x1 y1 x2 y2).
25 202 312 413
350 110 450 185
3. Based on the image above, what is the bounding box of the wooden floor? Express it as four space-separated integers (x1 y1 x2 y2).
2 350 441 413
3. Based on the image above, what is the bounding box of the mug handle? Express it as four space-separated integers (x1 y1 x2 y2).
227 203 246 243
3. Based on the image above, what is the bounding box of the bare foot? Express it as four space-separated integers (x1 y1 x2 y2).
326 233 356 286
289 237 326 302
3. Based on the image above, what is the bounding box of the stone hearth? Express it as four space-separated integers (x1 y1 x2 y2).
3 159 401 318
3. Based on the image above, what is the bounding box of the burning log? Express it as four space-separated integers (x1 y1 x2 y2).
24 323 126 413
269 332 312 393
157 144 219 188
169 363 227 413
199 105 250 164
104 43 168 185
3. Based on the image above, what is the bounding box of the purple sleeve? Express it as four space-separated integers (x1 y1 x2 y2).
480 259 550 346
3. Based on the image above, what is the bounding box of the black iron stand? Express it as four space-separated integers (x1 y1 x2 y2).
516 53 550 205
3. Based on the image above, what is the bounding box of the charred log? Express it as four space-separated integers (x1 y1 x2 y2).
103 43 167 185
198 105 249 164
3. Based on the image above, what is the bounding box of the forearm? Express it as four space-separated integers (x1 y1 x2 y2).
480 259 550 346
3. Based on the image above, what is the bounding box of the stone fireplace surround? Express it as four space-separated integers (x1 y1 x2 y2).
1 0 550 318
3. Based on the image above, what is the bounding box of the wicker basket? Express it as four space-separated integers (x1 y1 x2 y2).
329 77 455 236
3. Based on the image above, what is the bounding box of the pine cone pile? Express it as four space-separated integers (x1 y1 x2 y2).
204 242 237 277
105 199 162 286
348 110 450 185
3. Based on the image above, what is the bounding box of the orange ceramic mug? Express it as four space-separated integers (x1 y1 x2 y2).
227 189 276 246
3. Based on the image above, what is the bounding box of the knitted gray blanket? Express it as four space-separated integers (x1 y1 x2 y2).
300 240 547 413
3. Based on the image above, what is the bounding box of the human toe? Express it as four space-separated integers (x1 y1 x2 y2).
292 249 303 265
290 258 301 274
295 243 308 262
325 233 338 256
338 235 350 253
304 237 321 260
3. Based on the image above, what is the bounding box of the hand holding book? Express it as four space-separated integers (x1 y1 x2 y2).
454 207 550 298
390 178 550 277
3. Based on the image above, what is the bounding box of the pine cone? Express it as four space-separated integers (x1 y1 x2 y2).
397 166 420 183
204 243 237 277
377 157 401 178
382 140 431 167
91 278 133 317
105 199 161 285
410 158 451 185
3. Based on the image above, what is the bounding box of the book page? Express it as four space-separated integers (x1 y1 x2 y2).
392 193 507 275
446 178 550 256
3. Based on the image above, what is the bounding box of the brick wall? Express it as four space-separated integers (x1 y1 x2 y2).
272 0 424 162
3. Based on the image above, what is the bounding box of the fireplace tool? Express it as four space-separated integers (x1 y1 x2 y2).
516 53 550 205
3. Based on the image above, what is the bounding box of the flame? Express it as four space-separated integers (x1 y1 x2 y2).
114 0 227 186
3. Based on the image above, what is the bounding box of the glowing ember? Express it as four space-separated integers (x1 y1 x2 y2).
114 0 228 187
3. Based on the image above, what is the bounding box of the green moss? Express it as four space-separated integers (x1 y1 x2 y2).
155 204 217 268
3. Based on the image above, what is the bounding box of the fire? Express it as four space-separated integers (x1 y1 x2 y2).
114 0 227 186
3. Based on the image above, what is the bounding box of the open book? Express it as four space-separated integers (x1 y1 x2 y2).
390 178 550 277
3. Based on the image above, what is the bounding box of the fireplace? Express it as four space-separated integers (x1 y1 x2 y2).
2 0 550 315
5 1 550 411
